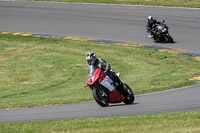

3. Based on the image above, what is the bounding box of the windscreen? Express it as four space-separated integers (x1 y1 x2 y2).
88 65 98 77
157 23 165 30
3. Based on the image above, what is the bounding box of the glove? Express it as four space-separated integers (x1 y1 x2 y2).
101 71 107 75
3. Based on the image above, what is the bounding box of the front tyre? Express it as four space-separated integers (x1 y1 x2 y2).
123 84 135 104
166 34 174 43
93 87 109 107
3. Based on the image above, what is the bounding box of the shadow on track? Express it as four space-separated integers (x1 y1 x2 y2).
108 103 139 107
154 40 177 44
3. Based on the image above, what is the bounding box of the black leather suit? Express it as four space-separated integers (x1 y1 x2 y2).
146 19 159 39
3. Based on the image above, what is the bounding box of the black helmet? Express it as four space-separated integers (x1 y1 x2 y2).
86 53 97 65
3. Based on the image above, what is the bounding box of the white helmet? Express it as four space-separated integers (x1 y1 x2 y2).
86 53 97 65
147 16 153 22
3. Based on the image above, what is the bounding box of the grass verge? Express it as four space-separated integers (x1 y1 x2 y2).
30 0 200 8
1 111 200 132
0 34 200 109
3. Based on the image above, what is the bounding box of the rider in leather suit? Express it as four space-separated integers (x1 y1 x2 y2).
86 53 126 93
146 16 160 40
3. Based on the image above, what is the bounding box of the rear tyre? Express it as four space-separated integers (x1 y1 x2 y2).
93 87 109 107
123 84 135 104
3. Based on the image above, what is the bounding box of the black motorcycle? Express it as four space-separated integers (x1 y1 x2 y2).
148 20 174 43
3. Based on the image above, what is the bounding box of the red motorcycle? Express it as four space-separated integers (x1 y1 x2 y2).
86 65 135 107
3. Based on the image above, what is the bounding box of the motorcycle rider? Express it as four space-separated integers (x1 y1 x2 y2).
86 52 127 95
146 16 160 40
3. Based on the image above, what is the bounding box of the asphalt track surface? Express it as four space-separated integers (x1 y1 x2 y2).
0 1 200 123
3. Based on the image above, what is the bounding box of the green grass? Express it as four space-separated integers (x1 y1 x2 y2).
1 111 200 133
0 34 200 109
30 0 200 8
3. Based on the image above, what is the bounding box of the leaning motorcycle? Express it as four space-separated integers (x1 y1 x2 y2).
149 20 174 43
86 65 135 107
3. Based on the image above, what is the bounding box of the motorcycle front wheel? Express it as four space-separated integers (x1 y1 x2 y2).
167 34 174 43
93 87 109 107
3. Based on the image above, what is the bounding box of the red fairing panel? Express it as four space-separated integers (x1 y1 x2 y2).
109 90 125 103
86 69 102 86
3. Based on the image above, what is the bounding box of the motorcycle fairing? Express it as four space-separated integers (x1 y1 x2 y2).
162 28 167 33
100 75 125 103
86 68 102 86
156 23 168 35
109 90 125 103
100 76 115 91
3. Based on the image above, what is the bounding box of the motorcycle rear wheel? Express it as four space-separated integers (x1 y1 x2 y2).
123 84 135 104
93 87 109 107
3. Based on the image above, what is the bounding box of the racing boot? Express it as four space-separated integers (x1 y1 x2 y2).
148 34 153 38
109 72 129 96
116 79 129 97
